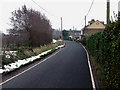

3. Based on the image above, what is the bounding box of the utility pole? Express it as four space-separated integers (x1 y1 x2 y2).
118 1 120 16
73 26 74 30
0 31 2 68
107 0 110 24
60 17 63 40
85 16 86 27
82 16 86 35
73 26 75 40
111 16 113 23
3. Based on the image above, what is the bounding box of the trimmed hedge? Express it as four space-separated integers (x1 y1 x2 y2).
81 19 120 88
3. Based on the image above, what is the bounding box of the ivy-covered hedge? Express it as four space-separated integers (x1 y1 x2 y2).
81 18 120 88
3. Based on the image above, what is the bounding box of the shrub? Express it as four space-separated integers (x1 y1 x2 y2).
82 19 120 88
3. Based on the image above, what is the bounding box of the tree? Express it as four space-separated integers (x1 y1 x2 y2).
8 5 53 47
62 30 69 40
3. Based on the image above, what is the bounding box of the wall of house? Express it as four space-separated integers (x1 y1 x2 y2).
83 29 104 37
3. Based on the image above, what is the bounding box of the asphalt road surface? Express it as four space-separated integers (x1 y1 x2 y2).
2 41 93 88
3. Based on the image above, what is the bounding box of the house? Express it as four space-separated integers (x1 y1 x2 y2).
69 30 81 40
82 19 106 37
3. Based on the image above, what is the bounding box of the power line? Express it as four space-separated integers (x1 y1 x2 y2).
86 0 94 17
77 0 95 29
76 18 85 29
31 0 59 19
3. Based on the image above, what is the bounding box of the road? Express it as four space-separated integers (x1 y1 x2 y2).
2 41 93 88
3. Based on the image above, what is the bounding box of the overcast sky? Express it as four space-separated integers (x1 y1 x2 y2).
0 0 119 33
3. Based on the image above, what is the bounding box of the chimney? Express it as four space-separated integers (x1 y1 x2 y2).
88 19 95 25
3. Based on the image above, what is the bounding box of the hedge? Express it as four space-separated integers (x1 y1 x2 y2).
81 18 120 88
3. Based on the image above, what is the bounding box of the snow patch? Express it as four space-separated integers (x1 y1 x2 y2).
0 45 65 74
52 39 57 43
58 39 63 42
0 49 52 74
4 51 17 56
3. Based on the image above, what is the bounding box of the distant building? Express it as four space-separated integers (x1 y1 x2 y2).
82 19 106 37
69 30 81 40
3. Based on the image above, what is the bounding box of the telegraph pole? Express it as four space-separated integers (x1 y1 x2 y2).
82 16 86 35
73 26 74 30
107 0 110 24
61 17 63 40
118 1 120 16
85 16 86 27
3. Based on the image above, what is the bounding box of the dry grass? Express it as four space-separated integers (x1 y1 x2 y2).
2 41 64 66
24 50 33 56
33 41 64 54
91 56 106 88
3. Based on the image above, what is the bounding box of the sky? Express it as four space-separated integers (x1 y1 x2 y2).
0 0 119 33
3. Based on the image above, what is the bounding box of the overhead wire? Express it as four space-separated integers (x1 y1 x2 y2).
86 0 94 17
31 0 59 19
31 0 95 30
31 0 61 30
76 18 85 29
76 0 95 29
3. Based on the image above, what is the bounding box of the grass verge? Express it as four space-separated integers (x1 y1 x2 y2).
80 42 106 88
2 44 65 74
90 55 106 88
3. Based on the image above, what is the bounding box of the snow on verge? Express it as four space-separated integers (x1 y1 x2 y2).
52 39 57 44
0 44 65 74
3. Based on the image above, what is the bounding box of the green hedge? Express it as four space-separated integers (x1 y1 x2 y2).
82 19 120 88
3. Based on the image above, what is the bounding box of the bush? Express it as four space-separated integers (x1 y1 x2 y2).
82 19 120 88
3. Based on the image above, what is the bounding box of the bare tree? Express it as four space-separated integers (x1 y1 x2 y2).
8 5 53 47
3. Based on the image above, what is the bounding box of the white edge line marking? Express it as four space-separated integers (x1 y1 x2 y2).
0 48 63 86
80 43 96 89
